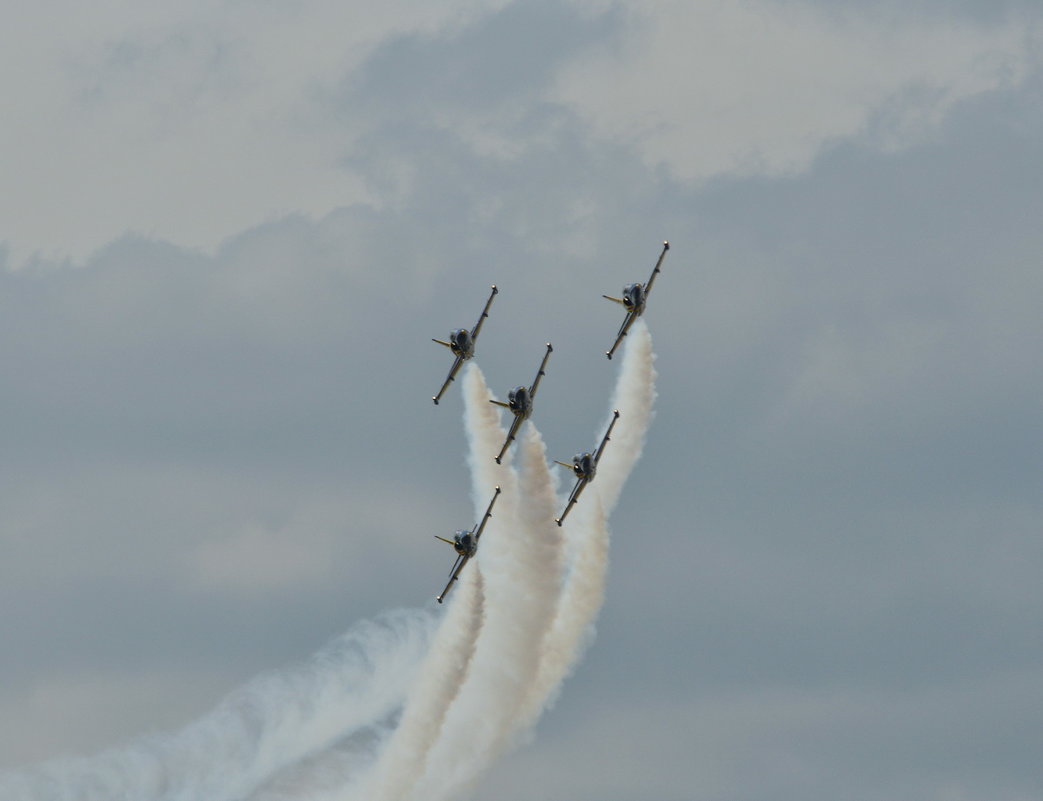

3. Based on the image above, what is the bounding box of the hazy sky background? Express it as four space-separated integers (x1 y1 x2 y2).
2 1 1042 799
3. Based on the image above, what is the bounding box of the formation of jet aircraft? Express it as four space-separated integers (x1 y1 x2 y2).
425 241 668 600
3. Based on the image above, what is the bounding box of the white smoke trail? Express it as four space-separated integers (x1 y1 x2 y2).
592 319 658 514
514 423 565 604
0 610 436 801
273 362 514 801
332 363 520 801
496 420 569 728
247 588 468 799
2 326 658 801
360 570 483 801
409 366 563 801
362 360 575 801
460 363 520 507
517 492 609 729
245 737 382 801
378 326 655 799
519 319 657 730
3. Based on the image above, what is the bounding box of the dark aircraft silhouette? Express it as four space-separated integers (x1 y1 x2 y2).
434 486 501 603
432 285 498 404
489 343 553 464
554 410 620 526
603 241 669 359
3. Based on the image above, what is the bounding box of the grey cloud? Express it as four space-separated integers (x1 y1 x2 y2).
787 0 1043 25
2 4 1042 797
341 1 617 116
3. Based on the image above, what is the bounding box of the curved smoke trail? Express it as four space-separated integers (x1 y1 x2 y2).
409 366 564 801
352 569 484 801
519 319 657 729
2 325 658 801
361 364 511 801
514 423 565 608
0 610 436 801
401 326 655 799
518 492 609 729
593 319 658 514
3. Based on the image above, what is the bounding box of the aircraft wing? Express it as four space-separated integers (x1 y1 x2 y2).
605 312 636 359
472 486 501 543
433 354 465 404
642 241 670 299
528 343 554 400
437 553 471 603
495 413 525 464
593 410 621 466
556 476 587 526
469 285 498 341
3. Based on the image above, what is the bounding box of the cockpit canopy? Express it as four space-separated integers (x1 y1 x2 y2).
454 530 475 556
573 452 595 478
449 328 473 355
622 283 644 310
507 386 530 413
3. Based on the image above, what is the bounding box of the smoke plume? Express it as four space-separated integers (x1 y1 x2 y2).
1 324 657 801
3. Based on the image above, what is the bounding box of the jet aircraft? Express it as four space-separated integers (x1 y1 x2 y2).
554 409 620 526
434 486 501 603
489 343 553 464
432 285 499 404
602 241 670 359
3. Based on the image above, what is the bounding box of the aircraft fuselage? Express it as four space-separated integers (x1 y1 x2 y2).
448 328 475 359
507 386 533 418
571 452 596 480
622 282 646 314
452 530 476 557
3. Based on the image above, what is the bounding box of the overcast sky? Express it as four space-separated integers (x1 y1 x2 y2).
2 1 1042 799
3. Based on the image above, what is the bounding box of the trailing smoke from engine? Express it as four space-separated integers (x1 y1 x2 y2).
0 321 657 801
